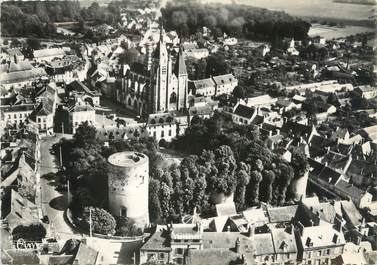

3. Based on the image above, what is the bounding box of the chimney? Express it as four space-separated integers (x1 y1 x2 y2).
247 224 254 238
356 235 361 245
235 237 241 253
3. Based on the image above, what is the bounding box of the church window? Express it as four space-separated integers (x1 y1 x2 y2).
161 131 164 138
169 130 171 136
169 92 177 104
128 98 132 106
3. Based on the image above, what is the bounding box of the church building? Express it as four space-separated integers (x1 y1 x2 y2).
116 26 188 117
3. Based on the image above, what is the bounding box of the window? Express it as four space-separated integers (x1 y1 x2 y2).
168 130 171 136
8 115 11 119
14 114 17 119
153 132 156 137
176 248 183 254
158 253 165 260
326 249 330 255
308 252 311 258
19 113 22 118
161 131 164 138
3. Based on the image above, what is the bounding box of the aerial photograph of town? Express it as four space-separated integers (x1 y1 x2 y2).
0 0 376 264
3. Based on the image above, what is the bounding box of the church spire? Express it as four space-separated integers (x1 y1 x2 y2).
175 47 187 76
159 18 165 44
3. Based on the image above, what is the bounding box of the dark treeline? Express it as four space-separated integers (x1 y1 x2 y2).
161 2 311 41
1 1 121 37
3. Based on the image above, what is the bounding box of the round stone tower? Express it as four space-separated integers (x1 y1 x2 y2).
107 151 149 227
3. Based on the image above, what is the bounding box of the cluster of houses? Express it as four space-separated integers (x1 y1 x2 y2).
139 195 377 265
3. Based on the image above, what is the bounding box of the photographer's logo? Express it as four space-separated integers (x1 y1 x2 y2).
15 238 39 250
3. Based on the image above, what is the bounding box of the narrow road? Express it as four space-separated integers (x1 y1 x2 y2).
39 133 80 241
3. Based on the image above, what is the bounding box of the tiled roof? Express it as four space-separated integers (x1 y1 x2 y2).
216 202 237 217
308 158 342 185
300 223 345 249
140 230 171 251
75 243 98 265
0 67 47 84
281 121 311 137
67 80 101 97
341 200 362 228
271 228 297 254
8 61 33 72
234 104 255 119
335 179 368 202
192 78 215 90
1 104 35 113
267 205 298 223
254 233 274 255
212 74 237 86
4 249 40 265
5 48 23 57
33 48 66 58
187 249 240 265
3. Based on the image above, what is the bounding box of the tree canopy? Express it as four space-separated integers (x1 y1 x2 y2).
161 2 311 41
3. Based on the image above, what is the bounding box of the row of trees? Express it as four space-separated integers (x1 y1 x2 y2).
172 113 309 211
161 2 311 41
1 1 121 37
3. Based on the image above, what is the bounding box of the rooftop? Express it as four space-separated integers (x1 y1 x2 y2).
108 151 147 167
233 104 255 119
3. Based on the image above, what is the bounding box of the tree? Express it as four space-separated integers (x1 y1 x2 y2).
233 86 246 99
206 54 230 77
234 163 250 210
149 179 162 223
119 48 140 66
12 223 46 241
115 216 143 237
27 38 41 50
248 170 262 205
291 150 309 178
205 145 237 196
73 121 98 148
82 207 116 235
10 39 22 48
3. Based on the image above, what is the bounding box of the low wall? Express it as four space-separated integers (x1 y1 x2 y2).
64 208 148 242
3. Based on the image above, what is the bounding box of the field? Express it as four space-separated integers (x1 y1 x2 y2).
309 23 376 39
209 0 375 21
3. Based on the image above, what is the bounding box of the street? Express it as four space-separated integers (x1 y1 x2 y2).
39 133 80 241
